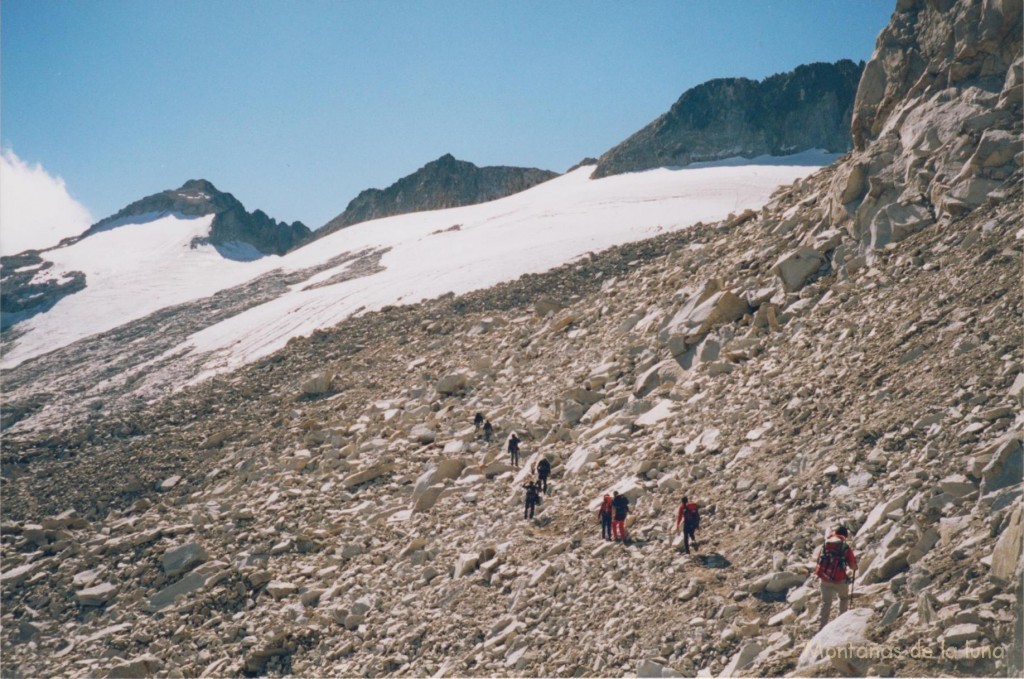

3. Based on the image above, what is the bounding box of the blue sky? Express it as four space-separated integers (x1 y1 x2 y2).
2 1 894 229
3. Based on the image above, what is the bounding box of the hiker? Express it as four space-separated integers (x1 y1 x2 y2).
814 525 858 630
474 412 484 429
483 419 493 442
611 491 629 542
507 432 521 467
675 496 700 553
536 457 551 494
523 480 541 520
597 494 613 541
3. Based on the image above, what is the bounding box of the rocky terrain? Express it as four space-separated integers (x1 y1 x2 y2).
591 60 863 179
1 1 1022 678
319 155 558 235
0 251 86 331
84 179 312 258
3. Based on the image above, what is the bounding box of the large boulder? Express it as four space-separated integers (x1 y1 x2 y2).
301 370 334 395
76 582 117 607
980 435 1023 493
635 399 676 427
106 654 163 679
868 202 934 249
719 641 763 677
664 289 749 346
797 608 874 675
162 542 209 577
413 484 445 513
634 360 685 398
342 463 394 490
436 372 469 395
454 554 480 579
147 572 209 611
409 423 436 444
564 446 598 477
772 248 824 291
990 506 1023 585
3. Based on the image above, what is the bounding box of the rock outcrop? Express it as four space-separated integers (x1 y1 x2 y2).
319 154 558 235
0 252 86 330
85 179 311 257
592 60 864 178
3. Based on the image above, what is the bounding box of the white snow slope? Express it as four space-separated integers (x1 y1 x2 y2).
2 155 832 377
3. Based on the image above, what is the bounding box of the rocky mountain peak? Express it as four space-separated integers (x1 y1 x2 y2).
84 179 311 258
592 59 864 178
318 155 559 236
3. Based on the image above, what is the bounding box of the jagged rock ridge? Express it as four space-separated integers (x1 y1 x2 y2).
319 154 558 234
592 60 864 178
87 179 311 257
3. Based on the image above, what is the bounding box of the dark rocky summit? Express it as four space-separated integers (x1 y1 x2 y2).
0 180 310 332
86 179 311 257
592 60 864 178
319 154 558 235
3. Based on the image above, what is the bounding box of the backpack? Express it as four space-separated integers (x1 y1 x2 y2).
537 459 550 476
816 537 849 582
599 496 613 518
683 502 700 530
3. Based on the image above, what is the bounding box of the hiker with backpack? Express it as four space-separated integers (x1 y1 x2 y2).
814 525 858 630
597 494 613 541
507 432 521 467
474 412 484 429
611 491 629 543
483 419 494 442
675 496 700 553
523 480 541 520
536 457 551 494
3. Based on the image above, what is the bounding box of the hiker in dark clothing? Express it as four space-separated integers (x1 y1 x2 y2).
507 432 520 467
474 412 484 429
675 496 700 554
597 494 613 541
483 420 493 442
536 457 551 494
611 491 629 542
523 481 541 519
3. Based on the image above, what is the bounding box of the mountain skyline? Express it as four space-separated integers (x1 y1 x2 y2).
1 1 894 233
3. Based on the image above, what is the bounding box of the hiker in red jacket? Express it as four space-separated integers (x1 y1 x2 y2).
675 496 700 553
814 525 858 630
597 494 613 541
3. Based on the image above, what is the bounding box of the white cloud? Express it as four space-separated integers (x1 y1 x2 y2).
0 148 94 255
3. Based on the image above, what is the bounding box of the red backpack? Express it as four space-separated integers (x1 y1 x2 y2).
816 537 849 582
598 495 613 518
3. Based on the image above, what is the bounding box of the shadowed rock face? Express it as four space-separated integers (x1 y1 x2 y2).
592 60 864 178
318 154 558 235
85 179 311 257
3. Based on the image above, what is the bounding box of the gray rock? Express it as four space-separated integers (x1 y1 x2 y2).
162 542 209 577
76 582 117 606
106 653 163 679
436 372 468 395
147 572 209 611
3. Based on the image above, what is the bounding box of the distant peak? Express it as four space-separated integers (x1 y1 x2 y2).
178 179 221 194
